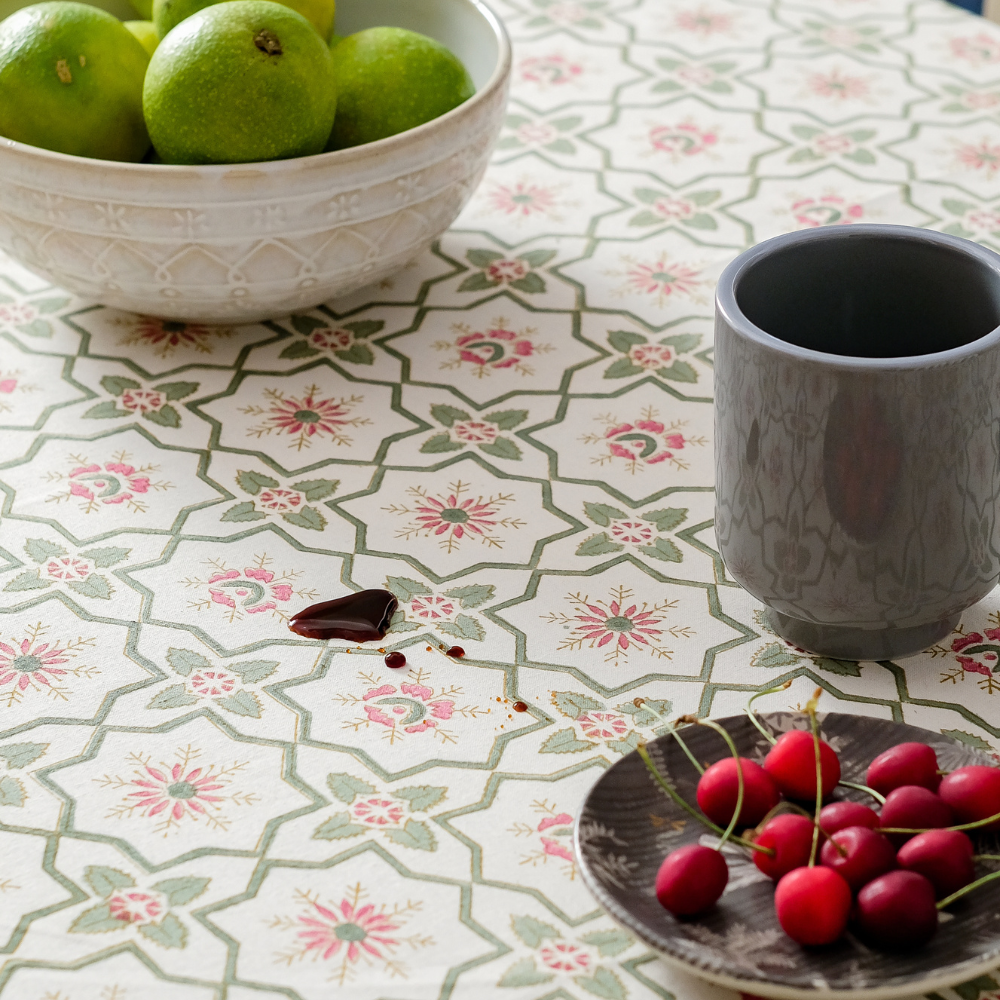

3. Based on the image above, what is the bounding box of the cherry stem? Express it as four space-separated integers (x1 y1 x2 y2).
807 687 823 867
633 698 704 775
880 806 1000 834
689 717 744 850
837 779 886 805
636 743 774 856
937 869 1000 909
745 680 793 746
973 855 1000 861
753 800 847 857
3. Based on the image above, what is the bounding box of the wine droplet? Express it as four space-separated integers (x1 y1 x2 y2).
384 651 406 669
513 701 528 712
445 646 465 658
288 589 398 642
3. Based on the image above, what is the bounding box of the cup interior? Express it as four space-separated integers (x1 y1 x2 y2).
734 232 1000 358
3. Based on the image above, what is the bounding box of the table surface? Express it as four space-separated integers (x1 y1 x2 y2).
3 0 1000 996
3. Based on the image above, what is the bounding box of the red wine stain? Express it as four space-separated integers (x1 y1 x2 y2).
445 646 465 658
513 701 528 712
288 589 398 642
384 651 406 669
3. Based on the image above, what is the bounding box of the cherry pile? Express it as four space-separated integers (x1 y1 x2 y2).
643 697 1000 953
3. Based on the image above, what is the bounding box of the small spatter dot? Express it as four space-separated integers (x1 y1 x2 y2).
513 701 528 713
426 646 433 652
384 651 406 669
378 648 386 653
496 697 502 702
445 646 465 658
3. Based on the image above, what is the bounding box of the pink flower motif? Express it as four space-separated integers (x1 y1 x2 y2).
108 891 165 925
486 182 558 219
962 91 1000 109
791 195 864 228
130 318 213 353
364 706 396 726
364 685 396 700
120 389 165 414
351 796 405 827
412 491 501 541
516 122 559 145
629 343 675 369
363 681 455 734
43 556 92 582
571 599 665 651
518 54 583 86
67 461 151 506
673 7 734 35
813 133 855 156
965 208 1000 233
257 488 304 513
0 304 37 325
986 628 1000 641
126 762 226 823
538 813 574 833
452 420 499 444
623 258 703 301
296 897 401 964
822 25 862 46
677 64 718 86
410 595 457 620
958 655 992 677
649 197 694 221
262 393 357 440
190 670 236 696
0 636 70 691
955 139 1000 178
206 566 293 614
541 838 576 861
806 68 870 101
309 328 354 352
539 941 591 972
578 711 629 739
609 520 656 545
0 378 17 393
953 633 984 653
648 122 718 158
949 32 1000 66
487 258 531 283
603 420 687 467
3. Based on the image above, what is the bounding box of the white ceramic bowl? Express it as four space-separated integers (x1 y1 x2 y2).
0 0 510 323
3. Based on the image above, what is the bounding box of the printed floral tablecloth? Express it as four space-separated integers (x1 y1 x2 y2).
7 0 1000 996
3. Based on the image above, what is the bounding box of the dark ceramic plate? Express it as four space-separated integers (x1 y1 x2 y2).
574 712 1000 1000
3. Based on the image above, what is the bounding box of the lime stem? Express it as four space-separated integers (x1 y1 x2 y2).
807 687 823 867
636 743 774 856
633 698 704 775
938 869 1000 909
745 680 792 746
838 780 886 805
691 717 744 851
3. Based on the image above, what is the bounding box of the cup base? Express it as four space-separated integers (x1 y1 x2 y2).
766 610 961 661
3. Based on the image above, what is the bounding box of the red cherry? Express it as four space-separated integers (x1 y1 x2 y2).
819 801 880 834
866 742 940 796
753 814 816 881
854 870 938 950
939 765 1000 831
655 844 729 916
819 825 895 892
878 785 953 844
764 730 841 801
696 757 781 827
774 866 852 945
896 828 975 898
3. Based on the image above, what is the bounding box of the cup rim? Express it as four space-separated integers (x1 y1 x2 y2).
715 223 1000 369
0 0 512 175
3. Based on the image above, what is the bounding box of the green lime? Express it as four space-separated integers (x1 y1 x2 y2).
328 27 474 150
153 0 334 41
143 0 336 164
124 18 158 54
0 1 150 160
128 0 153 17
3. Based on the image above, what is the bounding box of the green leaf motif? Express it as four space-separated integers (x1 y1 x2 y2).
326 772 376 804
941 729 994 751
138 913 188 949
953 975 1000 1000
442 583 495 608
82 400 130 419
387 611 420 633
790 124 823 141
236 470 279 495
312 811 368 840
216 690 263 718
466 248 505 267
79 546 131 568
660 333 702 353
750 642 804 669
704 79 733 93
0 742 47 769
0 775 25 806
147 684 199 710
638 538 683 563
457 272 500 293
575 966 627 1000
290 314 328 335
69 903 125 935
420 432 464 454
384 818 437 851
659 360 699 383
394 785 447 812
498 958 554 988
151 876 211 907
438 614 486 641
606 732 644 755
166 647 211 677
511 914 561 948
652 79 682 92
385 576 433 602
608 329 647 353
844 148 876 165
278 339 321 360
943 198 977 216
509 272 546 294
33 296 71 314
24 538 67 563
283 506 327 530
603 358 644 379
540 728 597 754
576 532 625 557
220 501 266 523
100 375 141 396
688 191 720 207
85 865 135 898
3 569 49 592
483 408 529 430
580 928 635 957
153 381 199 401
144 405 180 428
228 659 279 684
479 438 522 460
342 319 384 338
17 319 53 338
430 404 471 427
634 187 664 204
68 575 113 599
685 212 718 230
629 209 664 227
641 507 688 531
550 116 582 132
553 691 603 718
812 656 862 677
848 129 877 142
583 502 627 526
619 698 671 726
290 478 339 501
334 342 376 365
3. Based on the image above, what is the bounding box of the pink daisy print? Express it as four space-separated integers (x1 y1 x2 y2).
242 384 371 452
518 54 584 87
672 7 735 36
954 138 1000 178
0 625 97 707
805 67 871 101
616 256 705 308
949 32 1000 66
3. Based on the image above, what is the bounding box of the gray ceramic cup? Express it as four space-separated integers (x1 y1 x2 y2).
715 224 1000 660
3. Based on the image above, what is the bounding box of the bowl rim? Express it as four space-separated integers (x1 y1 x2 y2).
0 0 512 174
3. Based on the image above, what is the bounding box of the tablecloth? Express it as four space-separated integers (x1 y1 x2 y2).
4 0 1000 995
